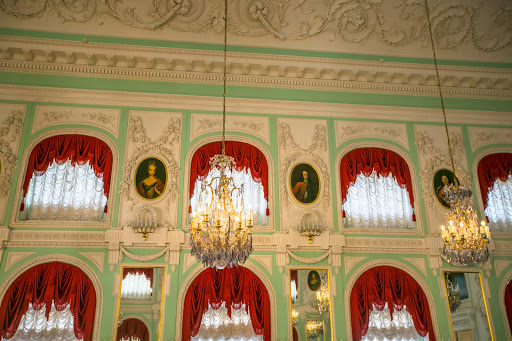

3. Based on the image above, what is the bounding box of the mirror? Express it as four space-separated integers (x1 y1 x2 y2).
444 272 493 341
289 269 332 341
115 267 165 341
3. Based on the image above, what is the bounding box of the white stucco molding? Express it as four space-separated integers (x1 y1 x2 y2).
344 259 441 341
174 262 278 341
0 254 103 341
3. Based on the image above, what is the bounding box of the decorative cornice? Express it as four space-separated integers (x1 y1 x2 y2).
0 36 510 99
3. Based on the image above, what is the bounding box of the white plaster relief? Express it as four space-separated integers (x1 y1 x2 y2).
0 104 25 223
468 127 512 151
118 111 182 230
414 125 470 235
277 118 332 232
403 257 427 277
344 256 367 276
5 251 35 272
250 255 273 275
78 252 105 273
494 260 512 279
336 121 408 149
32 105 120 137
190 113 269 144
182 254 198 275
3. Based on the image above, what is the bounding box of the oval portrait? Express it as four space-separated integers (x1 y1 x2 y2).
135 157 167 200
433 169 460 209
290 163 320 204
307 270 321 292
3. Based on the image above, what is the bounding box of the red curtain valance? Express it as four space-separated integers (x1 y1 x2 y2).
21 134 113 212
0 262 96 341
182 266 271 341
189 141 269 215
350 266 435 341
117 318 149 341
123 268 154 287
477 153 512 209
340 147 415 219
505 279 512 334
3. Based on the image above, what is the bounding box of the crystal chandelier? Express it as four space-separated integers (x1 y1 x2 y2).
189 0 254 268
445 274 462 313
424 0 492 266
306 320 324 338
316 285 330 314
291 309 299 327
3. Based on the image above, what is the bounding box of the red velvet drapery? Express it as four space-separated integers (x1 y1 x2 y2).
189 141 269 215
117 318 149 341
340 147 415 220
505 279 512 334
0 262 96 341
21 134 113 212
122 268 154 287
477 153 512 209
182 266 271 341
290 270 298 292
350 266 435 341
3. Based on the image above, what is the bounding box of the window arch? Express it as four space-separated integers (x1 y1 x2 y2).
182 266 271 341
340 147 415 229
350 266 435 341
0 261 96 341
20 134 113 221
477 152 512 231
189 141 269 225
117 318 149 341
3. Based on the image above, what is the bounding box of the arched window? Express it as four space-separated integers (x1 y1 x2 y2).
350 266 435 341
340 147 415 229
477 153 512 232
20 134 113 222
182 266 271 341
0 262 96 341
117 318 149 341
505 278 512 334
189 141 269 225
121 268 154 300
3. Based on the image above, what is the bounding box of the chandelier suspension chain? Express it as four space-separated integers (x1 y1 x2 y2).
221 0 228 156
424 0 456 176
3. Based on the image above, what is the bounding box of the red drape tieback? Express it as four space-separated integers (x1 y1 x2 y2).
0 262 96 341
189 141 269 216
340 147 415 221
21 134 113 212
477 153 512 209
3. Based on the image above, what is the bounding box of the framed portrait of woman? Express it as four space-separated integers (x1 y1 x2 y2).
433 169 460 208
290 163 320 205
307 270 321 292
135 157 167 200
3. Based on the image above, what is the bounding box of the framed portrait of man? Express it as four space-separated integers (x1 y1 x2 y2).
290 163 320 204
433 168 460 209
135 157 167 200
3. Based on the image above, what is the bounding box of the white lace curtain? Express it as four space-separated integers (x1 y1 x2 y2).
190 167 268 226
24 160 107 221
192 302 263 341
120 273 153 300
343 171 413 229
485 175 512 232
4 301 81 341
362 303 426 341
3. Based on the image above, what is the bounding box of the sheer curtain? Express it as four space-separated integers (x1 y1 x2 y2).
5 301 81 341
192 303 263 341
24 160 107 221
363 303 426 341
120 273 152 300
344 171 413 229
484 175 512 232
190 167 268 225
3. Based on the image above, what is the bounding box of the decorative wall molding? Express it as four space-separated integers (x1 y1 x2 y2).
190 113 270 144
182 254 198 275
286 249 331 264
250 255 273 275
494 260 512 279
0 106 24 198
344 236 425 253
403 257 427 277
6 230 106 247
0 37 510 100
344 256 367 276
78 252 105 273
335 121 408 149
32 105 120 137
4 251 34 272
0 0 510 57
468 127 512 152
119 246 169 262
